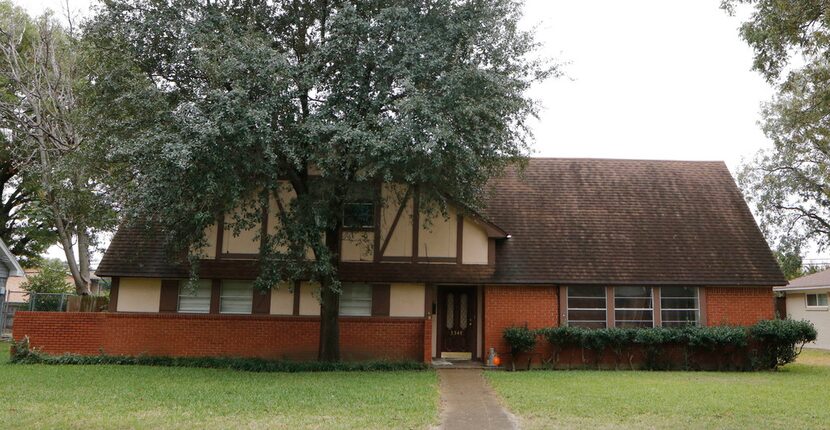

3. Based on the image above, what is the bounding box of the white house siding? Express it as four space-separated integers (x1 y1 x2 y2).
786 291 830 350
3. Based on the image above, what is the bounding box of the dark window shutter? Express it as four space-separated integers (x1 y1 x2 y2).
371 284 390 316
159 280 180 312
252 287 271 314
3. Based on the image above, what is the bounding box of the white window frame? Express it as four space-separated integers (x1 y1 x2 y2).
566 286 607 328
805 293 829 310
660 286 700 326
220 280 253 314
614 286 654 328
339 283 373 316
177 280 212 314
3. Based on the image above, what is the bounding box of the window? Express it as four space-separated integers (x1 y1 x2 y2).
343 202 374 229
806 293 829 309
567 286 607 328
339 283 372 316
661 286 699 326
178 280 212 313
615 286 653 327
220 280 253 314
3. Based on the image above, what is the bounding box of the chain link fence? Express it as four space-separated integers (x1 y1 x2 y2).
1 292 73 337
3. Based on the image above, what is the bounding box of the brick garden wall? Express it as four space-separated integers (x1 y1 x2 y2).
483 285 558 364
13 312 431 362
705 287 774 326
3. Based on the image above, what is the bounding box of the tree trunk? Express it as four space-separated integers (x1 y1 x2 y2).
318 227 341 362
77 226 92 295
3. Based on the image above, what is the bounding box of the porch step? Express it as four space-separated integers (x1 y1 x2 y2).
431 359 502 370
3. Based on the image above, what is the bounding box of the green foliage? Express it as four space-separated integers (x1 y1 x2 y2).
539 320 810 371
502 325 538 370
750 319 817 369
722 1 830 250
775 248 806 280
9 339 427 372
20 259 72 294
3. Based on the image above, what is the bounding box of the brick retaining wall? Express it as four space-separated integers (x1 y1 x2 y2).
13 312 430 362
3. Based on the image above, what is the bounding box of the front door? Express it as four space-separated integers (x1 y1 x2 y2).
438 286 477 359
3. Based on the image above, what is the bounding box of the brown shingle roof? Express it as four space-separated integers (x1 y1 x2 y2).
97 158 785 286
484 158 784 285
775 268 830 290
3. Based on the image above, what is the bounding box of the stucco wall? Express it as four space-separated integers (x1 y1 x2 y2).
786 291 830 350
380 184 413 257
418 207 457 258
462 219 488 264
299 281 321 316
390 283 425 317
116 278 161 313
341 231 374 262
270 283 293 315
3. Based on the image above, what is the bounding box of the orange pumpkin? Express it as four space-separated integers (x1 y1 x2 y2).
493 355 502 367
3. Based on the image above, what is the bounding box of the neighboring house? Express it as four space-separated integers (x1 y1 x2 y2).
6 269 105 298
775 270 830 350
14 159 786 362
0 239 25 335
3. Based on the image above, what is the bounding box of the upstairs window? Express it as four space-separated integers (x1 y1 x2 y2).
615 286 653 327
178 280 212 313
661 286 699 326
339 283 372 316
220 280 253 314
567 286 607 328
806 293 829 309
343 202 375 229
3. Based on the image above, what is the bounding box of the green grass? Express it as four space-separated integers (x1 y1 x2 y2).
486 349 830 430
0 342 438 429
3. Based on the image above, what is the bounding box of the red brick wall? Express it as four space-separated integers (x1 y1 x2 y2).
483 285 558 361
705 287 774 326
13 312 429 362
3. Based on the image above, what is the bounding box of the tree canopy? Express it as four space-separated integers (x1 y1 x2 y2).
87 0 552 360
723 1 830 254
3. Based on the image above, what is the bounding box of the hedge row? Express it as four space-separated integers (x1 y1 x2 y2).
8 337 427 372
503 319 817 371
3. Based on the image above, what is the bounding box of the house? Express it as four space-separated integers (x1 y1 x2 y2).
774 269 830 350
0 238 25 335
12 158 786 362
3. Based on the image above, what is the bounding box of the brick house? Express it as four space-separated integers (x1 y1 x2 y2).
13 158 786 363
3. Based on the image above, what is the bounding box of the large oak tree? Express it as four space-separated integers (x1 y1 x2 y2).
88 0 552 361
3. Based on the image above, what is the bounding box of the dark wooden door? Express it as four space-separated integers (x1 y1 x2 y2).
439 287 476 354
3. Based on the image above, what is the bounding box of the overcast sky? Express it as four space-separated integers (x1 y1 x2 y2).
23 0 776 263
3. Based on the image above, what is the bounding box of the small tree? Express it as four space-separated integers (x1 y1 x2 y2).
21 258 73 311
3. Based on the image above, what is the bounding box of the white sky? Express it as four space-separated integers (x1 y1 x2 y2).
23 0 781 262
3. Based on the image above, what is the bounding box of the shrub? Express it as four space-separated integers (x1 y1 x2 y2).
540 326 583 368
502 325 538 370
749 319 817 370
9 346 428 372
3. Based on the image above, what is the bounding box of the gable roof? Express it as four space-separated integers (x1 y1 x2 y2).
0 238 24 278
773 268 830 292
97 158 785 286
483 158 784 286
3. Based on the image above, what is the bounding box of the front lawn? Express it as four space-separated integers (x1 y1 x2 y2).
486 349 830 429
0 342 438 429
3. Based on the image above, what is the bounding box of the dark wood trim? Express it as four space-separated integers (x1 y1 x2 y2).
653 287 662 327
559 285 567 326
215 215 224 260
159 279 180 313
699 287 708 326
260 197 269 249
379 186 413 259
108 277 120 312
412 187 419 262
292 280 301 316
456 214 464 264
480 285 486 359
252 286 271 315
215 253 258 259
605 286 615 328
487 238 496 265
379 256 457 263
210 279 221 314
371 284 391 316
373 183 382 262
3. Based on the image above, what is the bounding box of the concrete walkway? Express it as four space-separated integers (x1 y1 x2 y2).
435 369 518 430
